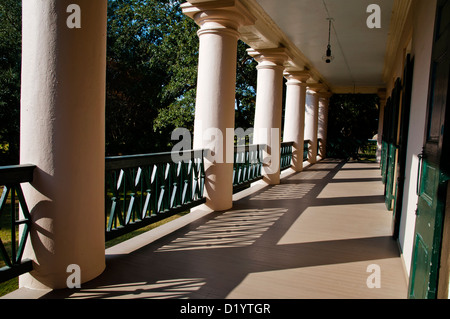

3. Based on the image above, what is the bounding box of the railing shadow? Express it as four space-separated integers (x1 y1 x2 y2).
38 159 405 299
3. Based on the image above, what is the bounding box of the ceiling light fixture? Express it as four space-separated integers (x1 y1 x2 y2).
322 18 334 64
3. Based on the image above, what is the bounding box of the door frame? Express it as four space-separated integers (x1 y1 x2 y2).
393 54 414 239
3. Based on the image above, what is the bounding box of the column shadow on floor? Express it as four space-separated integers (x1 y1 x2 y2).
39 159 402 299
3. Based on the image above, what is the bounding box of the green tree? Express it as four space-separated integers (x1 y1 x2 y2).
235 41 257 131
106 0 200 155
107 0 258 154
152 1 200 139
327 94 379 159
0 0 259 161
155 40 258 143
0 0 21 165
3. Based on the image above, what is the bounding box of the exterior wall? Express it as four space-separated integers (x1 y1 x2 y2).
397 0 437 276
384 0 414 96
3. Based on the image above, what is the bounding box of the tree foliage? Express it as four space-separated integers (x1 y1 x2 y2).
235 41 257 130
327 94 379 159
106 0 257 155
0 0 21 165
106 0 200 155
0 0 258 162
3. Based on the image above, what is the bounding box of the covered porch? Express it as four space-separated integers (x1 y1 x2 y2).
2 0 448 300
4 160 408 299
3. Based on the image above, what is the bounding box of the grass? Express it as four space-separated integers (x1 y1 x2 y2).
354 141 378 163
0 185 20 297
105 211 190 249
0 278 17 297
0 143 9 152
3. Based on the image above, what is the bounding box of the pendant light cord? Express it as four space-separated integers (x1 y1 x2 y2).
328 19 331 48
322 0 355 85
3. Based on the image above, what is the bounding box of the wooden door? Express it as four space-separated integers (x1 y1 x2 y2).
384 79 401 211
409 0 450 299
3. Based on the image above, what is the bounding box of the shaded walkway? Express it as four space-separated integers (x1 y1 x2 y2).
5 159 408 299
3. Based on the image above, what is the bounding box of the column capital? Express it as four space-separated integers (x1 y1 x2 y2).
317 91 333 99
306 83 324 94
247 47 289 70
283 70 310 85
181 0 255 35
377 88 387 101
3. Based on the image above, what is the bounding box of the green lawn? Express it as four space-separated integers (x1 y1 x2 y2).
105 211 189 249
0 278 17 297
0 186 19 297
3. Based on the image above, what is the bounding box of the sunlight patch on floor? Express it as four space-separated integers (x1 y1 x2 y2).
277 204 393 245
317 181 384 198
333 170 382 179
226 258 407 299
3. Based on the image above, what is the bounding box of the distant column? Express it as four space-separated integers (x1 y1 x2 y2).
248 48 289 185
20 0 107 289
283 71 310 171
318 92 332 159
182 1 255 211
377 89 387 163
304 86 321 164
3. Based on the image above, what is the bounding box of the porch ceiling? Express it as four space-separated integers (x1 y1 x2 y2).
239 0 396 93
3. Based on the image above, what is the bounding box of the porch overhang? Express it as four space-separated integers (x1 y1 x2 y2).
200 0 410 94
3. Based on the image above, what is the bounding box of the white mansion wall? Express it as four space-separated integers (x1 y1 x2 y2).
397 0 437 276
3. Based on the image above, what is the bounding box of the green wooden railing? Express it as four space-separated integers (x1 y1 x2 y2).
105 150 207 241
0 142 297 283
317 138 322 157
233 144 266 193
304 139 311 161
0 165 35 283
281 142 294 171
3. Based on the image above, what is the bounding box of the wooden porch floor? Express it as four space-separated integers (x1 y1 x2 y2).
5 159 408 299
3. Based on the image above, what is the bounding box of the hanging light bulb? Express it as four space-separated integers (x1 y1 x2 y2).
322 18 334 63
324 44 334 63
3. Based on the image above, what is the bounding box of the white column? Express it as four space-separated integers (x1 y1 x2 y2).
304 86 321 164
20 0 107 289
318 92 332 159
377 89 387 163
182 1 255 211
283 71 310 171
248 48 289 185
